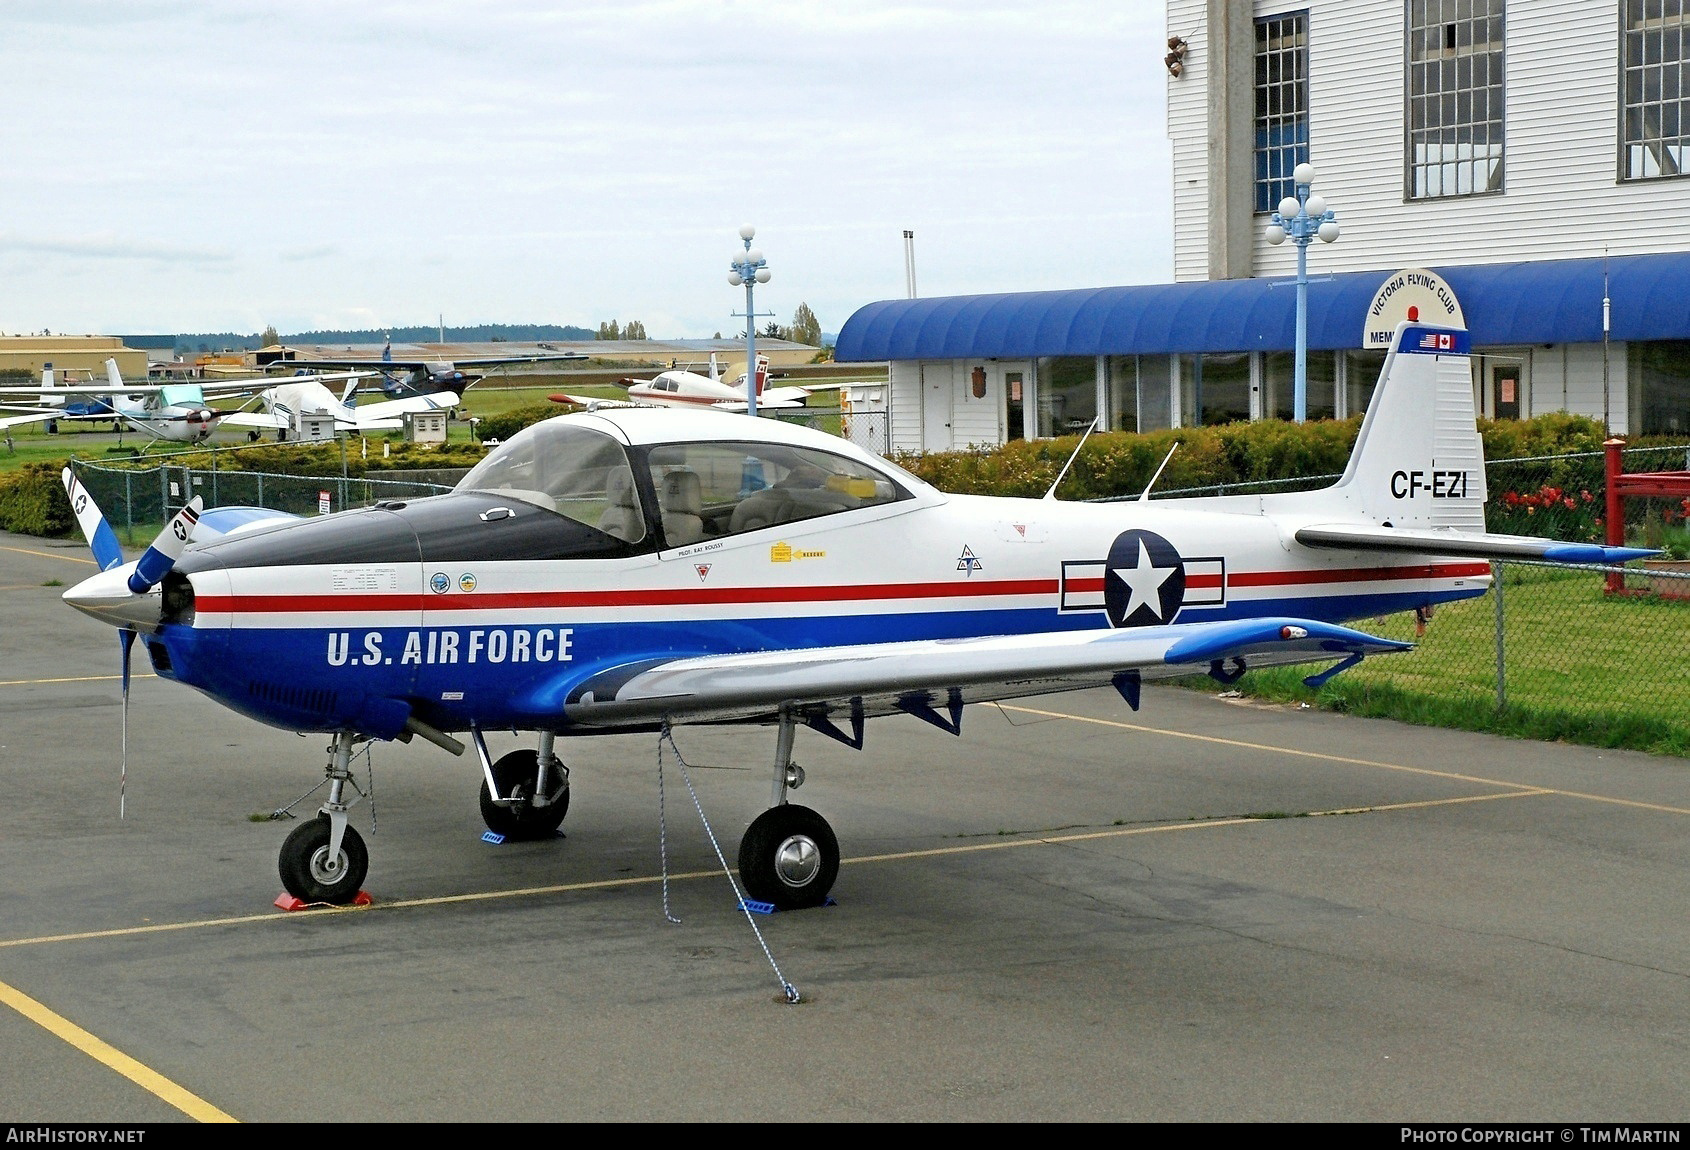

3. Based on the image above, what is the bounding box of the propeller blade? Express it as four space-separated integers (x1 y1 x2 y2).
61 467 125 572
127 497 202 594
119 629 135 819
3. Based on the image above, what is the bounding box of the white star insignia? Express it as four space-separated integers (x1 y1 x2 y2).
1112 539 1175 620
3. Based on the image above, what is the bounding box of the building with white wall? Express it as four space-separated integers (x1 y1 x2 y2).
837 0 1690 449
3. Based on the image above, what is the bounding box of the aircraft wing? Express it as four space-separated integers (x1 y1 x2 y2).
1295 523 1656 564
217 411 288 430
551 616 1409 728
352 391 460 424
0 409 63 431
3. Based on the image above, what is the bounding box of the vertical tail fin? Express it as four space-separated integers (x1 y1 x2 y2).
753 353 769 395
1336 321 1486 530
106 358 124 387
708 353 720 383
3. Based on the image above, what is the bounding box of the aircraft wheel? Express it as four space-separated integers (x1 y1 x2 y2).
737 804 838 910
479 750 569 841
278 815 368 905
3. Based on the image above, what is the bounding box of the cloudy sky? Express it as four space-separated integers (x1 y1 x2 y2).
0 1 1173 339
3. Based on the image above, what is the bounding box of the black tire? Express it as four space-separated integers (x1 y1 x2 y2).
278 815 368 905
737 804 839 911
478 749 570 841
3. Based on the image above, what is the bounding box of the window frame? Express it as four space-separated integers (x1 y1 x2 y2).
1619 0 1690 182
1254 10 1311 215
1403 0 1508 202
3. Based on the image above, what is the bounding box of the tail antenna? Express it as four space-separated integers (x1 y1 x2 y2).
1043 418 1100 501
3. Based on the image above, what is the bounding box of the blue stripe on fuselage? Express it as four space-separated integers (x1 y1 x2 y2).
153 583 1485 733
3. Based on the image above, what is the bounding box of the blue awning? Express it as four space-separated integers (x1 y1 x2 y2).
834 251 1690 361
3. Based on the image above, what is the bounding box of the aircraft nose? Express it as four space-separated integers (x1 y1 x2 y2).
63 565 163 630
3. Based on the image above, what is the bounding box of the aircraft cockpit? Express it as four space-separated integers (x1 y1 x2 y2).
457 417 914 554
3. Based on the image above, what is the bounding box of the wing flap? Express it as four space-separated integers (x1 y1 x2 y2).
1296 522 1656 564
555 617 1409 727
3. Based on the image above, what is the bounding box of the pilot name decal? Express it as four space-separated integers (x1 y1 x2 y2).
326 627 575 666
1059 530 1226 625
1390 469 1471 499
770 542 825 562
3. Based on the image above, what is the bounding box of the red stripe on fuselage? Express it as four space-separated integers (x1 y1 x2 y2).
194 562 1488 615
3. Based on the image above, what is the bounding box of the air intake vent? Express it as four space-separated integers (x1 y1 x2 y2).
248 680 338 717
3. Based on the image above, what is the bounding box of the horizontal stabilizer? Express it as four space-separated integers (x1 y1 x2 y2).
1296 523 1656 564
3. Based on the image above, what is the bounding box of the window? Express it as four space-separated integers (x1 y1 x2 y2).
1255 12 1309 213
1631 341 1690 435
1622 0 1690 180
1406 0 1505 198
1180 353 1252 427
1033 357 1098 437
459 420 647 544
1262 350 1336 421
641 440 908 545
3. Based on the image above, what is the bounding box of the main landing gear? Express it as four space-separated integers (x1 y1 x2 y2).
277 730 370 904
475 730 570 841
737 709 840 911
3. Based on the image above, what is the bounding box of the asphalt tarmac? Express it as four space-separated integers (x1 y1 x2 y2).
1 529 1687 1124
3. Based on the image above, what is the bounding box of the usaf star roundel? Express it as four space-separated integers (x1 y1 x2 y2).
1102 529 1186 628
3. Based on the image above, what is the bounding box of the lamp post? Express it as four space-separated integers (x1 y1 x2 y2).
728 225 771 418
1265 161 1339 423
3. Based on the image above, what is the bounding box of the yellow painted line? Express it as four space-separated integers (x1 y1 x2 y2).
0 976 237 1122
999 703 1690 817
0 544 94 565
0 789 1558 953
0 674 127 688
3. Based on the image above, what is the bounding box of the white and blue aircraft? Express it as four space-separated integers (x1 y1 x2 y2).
57 322 1652 909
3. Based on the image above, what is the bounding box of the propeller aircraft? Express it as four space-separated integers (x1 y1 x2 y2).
56 322 1653 911
552 353 841 413
219 372 459 440
0 359 247 445
262 340 590 398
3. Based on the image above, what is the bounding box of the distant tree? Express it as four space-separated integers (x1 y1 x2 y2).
622 319 647 340
763 321 785 339
260 324 280 347
596 320 621 340
712 331 722 339
788 303 821 347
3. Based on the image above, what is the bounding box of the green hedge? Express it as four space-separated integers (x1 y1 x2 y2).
0 462 74 536
898 413 1610 501
0 413 1626 540
474 401 578 442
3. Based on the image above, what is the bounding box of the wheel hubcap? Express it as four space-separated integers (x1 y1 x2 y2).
309 846 346 885
773 834 821 888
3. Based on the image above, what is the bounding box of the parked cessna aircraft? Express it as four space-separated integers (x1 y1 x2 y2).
262 340 589 398
0 359 237 444
219 372 459 440
553 353 837 412
57 322 1652 912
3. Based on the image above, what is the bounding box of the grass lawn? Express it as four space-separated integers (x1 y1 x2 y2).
1216 565 1690 756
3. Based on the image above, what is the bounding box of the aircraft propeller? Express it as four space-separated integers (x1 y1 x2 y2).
60 468 204 816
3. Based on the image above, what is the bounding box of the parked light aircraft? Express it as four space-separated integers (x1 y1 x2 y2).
0 359 240 444
553 354 837 412
263 340 589 398
219 373 459 440
57 322 1652 911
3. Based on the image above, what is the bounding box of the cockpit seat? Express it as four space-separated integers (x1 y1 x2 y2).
596 466 642 542
659 469 704 546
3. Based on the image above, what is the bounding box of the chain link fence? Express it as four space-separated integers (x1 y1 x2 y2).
1149 444 1690 754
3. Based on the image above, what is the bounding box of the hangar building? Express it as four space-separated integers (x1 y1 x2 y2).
836 1 1690 451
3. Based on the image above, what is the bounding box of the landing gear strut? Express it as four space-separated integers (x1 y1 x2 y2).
475 730 570 841
277 730 370 904
737 708 839 910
